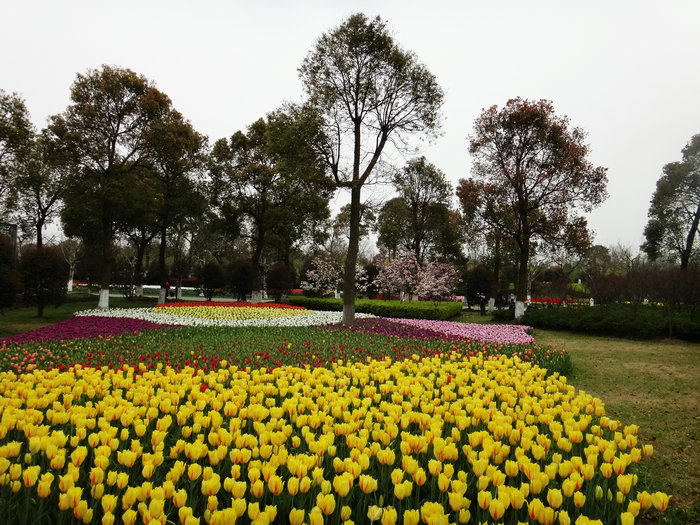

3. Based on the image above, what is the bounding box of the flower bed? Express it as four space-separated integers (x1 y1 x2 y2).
73 306 376 328
0 303 669 524
0 316 176 346
0 354 668 525
155 302 306 310
385 318 534 345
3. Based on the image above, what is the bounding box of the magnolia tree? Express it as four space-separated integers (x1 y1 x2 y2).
374 249 422 300
375 248 456 302
301 256 368 297
415 262 457 302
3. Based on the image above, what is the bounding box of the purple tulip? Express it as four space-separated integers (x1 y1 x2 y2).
0 316 177 345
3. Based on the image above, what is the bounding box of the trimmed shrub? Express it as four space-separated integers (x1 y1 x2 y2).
287 297 463 320
523 304 700 341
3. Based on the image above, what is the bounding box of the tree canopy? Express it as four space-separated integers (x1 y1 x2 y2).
0 90 34 208
642 134 700 270
458 98 607 316
51 65 172 308
299 12 444 323
8 133 67 247
209 115 334 301
377 156 463 263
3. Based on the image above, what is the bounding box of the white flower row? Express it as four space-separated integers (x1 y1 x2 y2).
74 308 377 328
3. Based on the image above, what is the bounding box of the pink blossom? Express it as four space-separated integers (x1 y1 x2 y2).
392 318 534 345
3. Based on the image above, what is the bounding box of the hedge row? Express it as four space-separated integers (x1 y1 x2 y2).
522 304 700 341
287 297 463 320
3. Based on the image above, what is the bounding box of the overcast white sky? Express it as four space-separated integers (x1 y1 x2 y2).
3 0 700 251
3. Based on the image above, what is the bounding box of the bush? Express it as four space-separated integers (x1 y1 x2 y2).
491 309 515 322
20 246 69 317
0 235 21 311
198 261 225 301
227 258 254 301
266 261 297 302
523 304 700 341
287 297 463 320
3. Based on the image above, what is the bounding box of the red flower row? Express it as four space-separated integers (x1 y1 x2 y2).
154 301 306 309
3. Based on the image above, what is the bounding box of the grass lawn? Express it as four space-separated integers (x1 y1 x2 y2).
533 329 700 524
0 294 157 338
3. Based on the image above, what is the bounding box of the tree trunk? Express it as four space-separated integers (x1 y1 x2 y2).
67 264 75 292
98 234 112 309
251 237 265 304
98 288 110 309
133 242 147 297
36 218 44 248
158 225 168 304
492 235 501 298
343 185 362 324
680 202 700 271
515 240 530 320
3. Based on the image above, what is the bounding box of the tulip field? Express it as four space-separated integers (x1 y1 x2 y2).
0 302 670 524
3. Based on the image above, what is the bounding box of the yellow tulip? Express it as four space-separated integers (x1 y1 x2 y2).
627 501 641 517
540 506 555 525
528 498 544 521
547 488 563 509
489 497 506 520
404 509 420 525
574 491 586 508
333 473 352 498
438 473 450 492
381 506 397 525
289 508 305 525
477 490 492 510
115 472 128 490
309 506 324 525
232 498 247 518
359 474 378 494
287 476 300 496
510 486 525 510
652 492 670 511
367 505 383 522
149 498 165 520
637 491 652 509
449 491 464 512
620 512 635 525
248 501 261 520
122 509 138 525
22 465 40 487
172 488 187 508
250 479 264 498
37 479 53 498
319 493 336 515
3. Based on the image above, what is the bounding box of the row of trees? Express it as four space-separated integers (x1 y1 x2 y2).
2 12 697 320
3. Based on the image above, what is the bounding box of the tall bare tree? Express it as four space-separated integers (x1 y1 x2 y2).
458 98 608 318
299 13 444 323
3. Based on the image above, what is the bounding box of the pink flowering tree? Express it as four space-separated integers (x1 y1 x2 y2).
300 257 341 296
301 256 370 297
375 248 457 302
416 262 457 303
374 250 423 300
